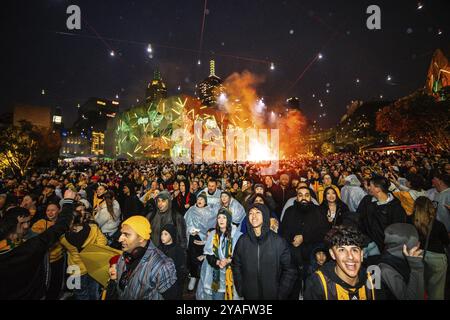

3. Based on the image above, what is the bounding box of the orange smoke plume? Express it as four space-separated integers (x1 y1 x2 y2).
221 71 266 128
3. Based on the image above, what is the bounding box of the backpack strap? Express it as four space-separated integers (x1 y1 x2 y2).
367 272 376 300
315 270 328 300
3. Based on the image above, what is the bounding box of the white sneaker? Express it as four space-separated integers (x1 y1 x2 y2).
188 277 197 291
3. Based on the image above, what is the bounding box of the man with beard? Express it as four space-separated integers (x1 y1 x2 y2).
147 191 187 249
200 179 222 207
107 216 177 300
279 186 329 299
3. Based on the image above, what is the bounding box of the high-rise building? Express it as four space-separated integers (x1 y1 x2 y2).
62 97 119 157
146 70 167 103
197 60 224 107
74 97 119 132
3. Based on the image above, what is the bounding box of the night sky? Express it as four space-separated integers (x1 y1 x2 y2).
2 0 449 128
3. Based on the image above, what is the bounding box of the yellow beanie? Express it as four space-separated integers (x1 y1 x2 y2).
122 216 151 240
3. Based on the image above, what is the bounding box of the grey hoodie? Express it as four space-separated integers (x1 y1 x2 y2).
150 190 187 249
379 223 424 300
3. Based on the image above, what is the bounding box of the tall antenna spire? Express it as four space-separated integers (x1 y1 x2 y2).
209 59 215 76
154 69 161 80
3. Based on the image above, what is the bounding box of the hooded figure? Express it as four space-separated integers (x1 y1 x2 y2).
340 174 367 212
240 193 279 235
159 224 187 300
200 185 222 207
232 203 297 300
378 223 425 300
305 245 330 280
148 191 187 249
184 192 218 282
219 191 246 227
184 192 217 242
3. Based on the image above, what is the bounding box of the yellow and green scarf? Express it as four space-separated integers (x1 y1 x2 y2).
211 232 234 300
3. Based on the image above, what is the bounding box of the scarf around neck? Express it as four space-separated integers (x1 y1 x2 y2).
211 231 234 300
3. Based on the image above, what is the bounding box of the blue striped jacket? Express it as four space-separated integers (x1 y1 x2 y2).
116 242 177 300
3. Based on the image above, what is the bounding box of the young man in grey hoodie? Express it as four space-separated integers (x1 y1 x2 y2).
378 223 425 300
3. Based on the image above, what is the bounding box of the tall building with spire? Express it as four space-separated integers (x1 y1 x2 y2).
146 69 168 103
197 59 224 107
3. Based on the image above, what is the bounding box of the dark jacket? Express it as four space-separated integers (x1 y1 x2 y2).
232 204 297 300
144 197 157 220
159 224 187 300
304 261 376 300
0 200 75 300
357 194 408 252
279 201 330 264
305 245 330 280
148 195 187 249
378 252 424 300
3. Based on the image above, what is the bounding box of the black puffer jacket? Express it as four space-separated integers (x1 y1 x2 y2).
232 204 297 300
